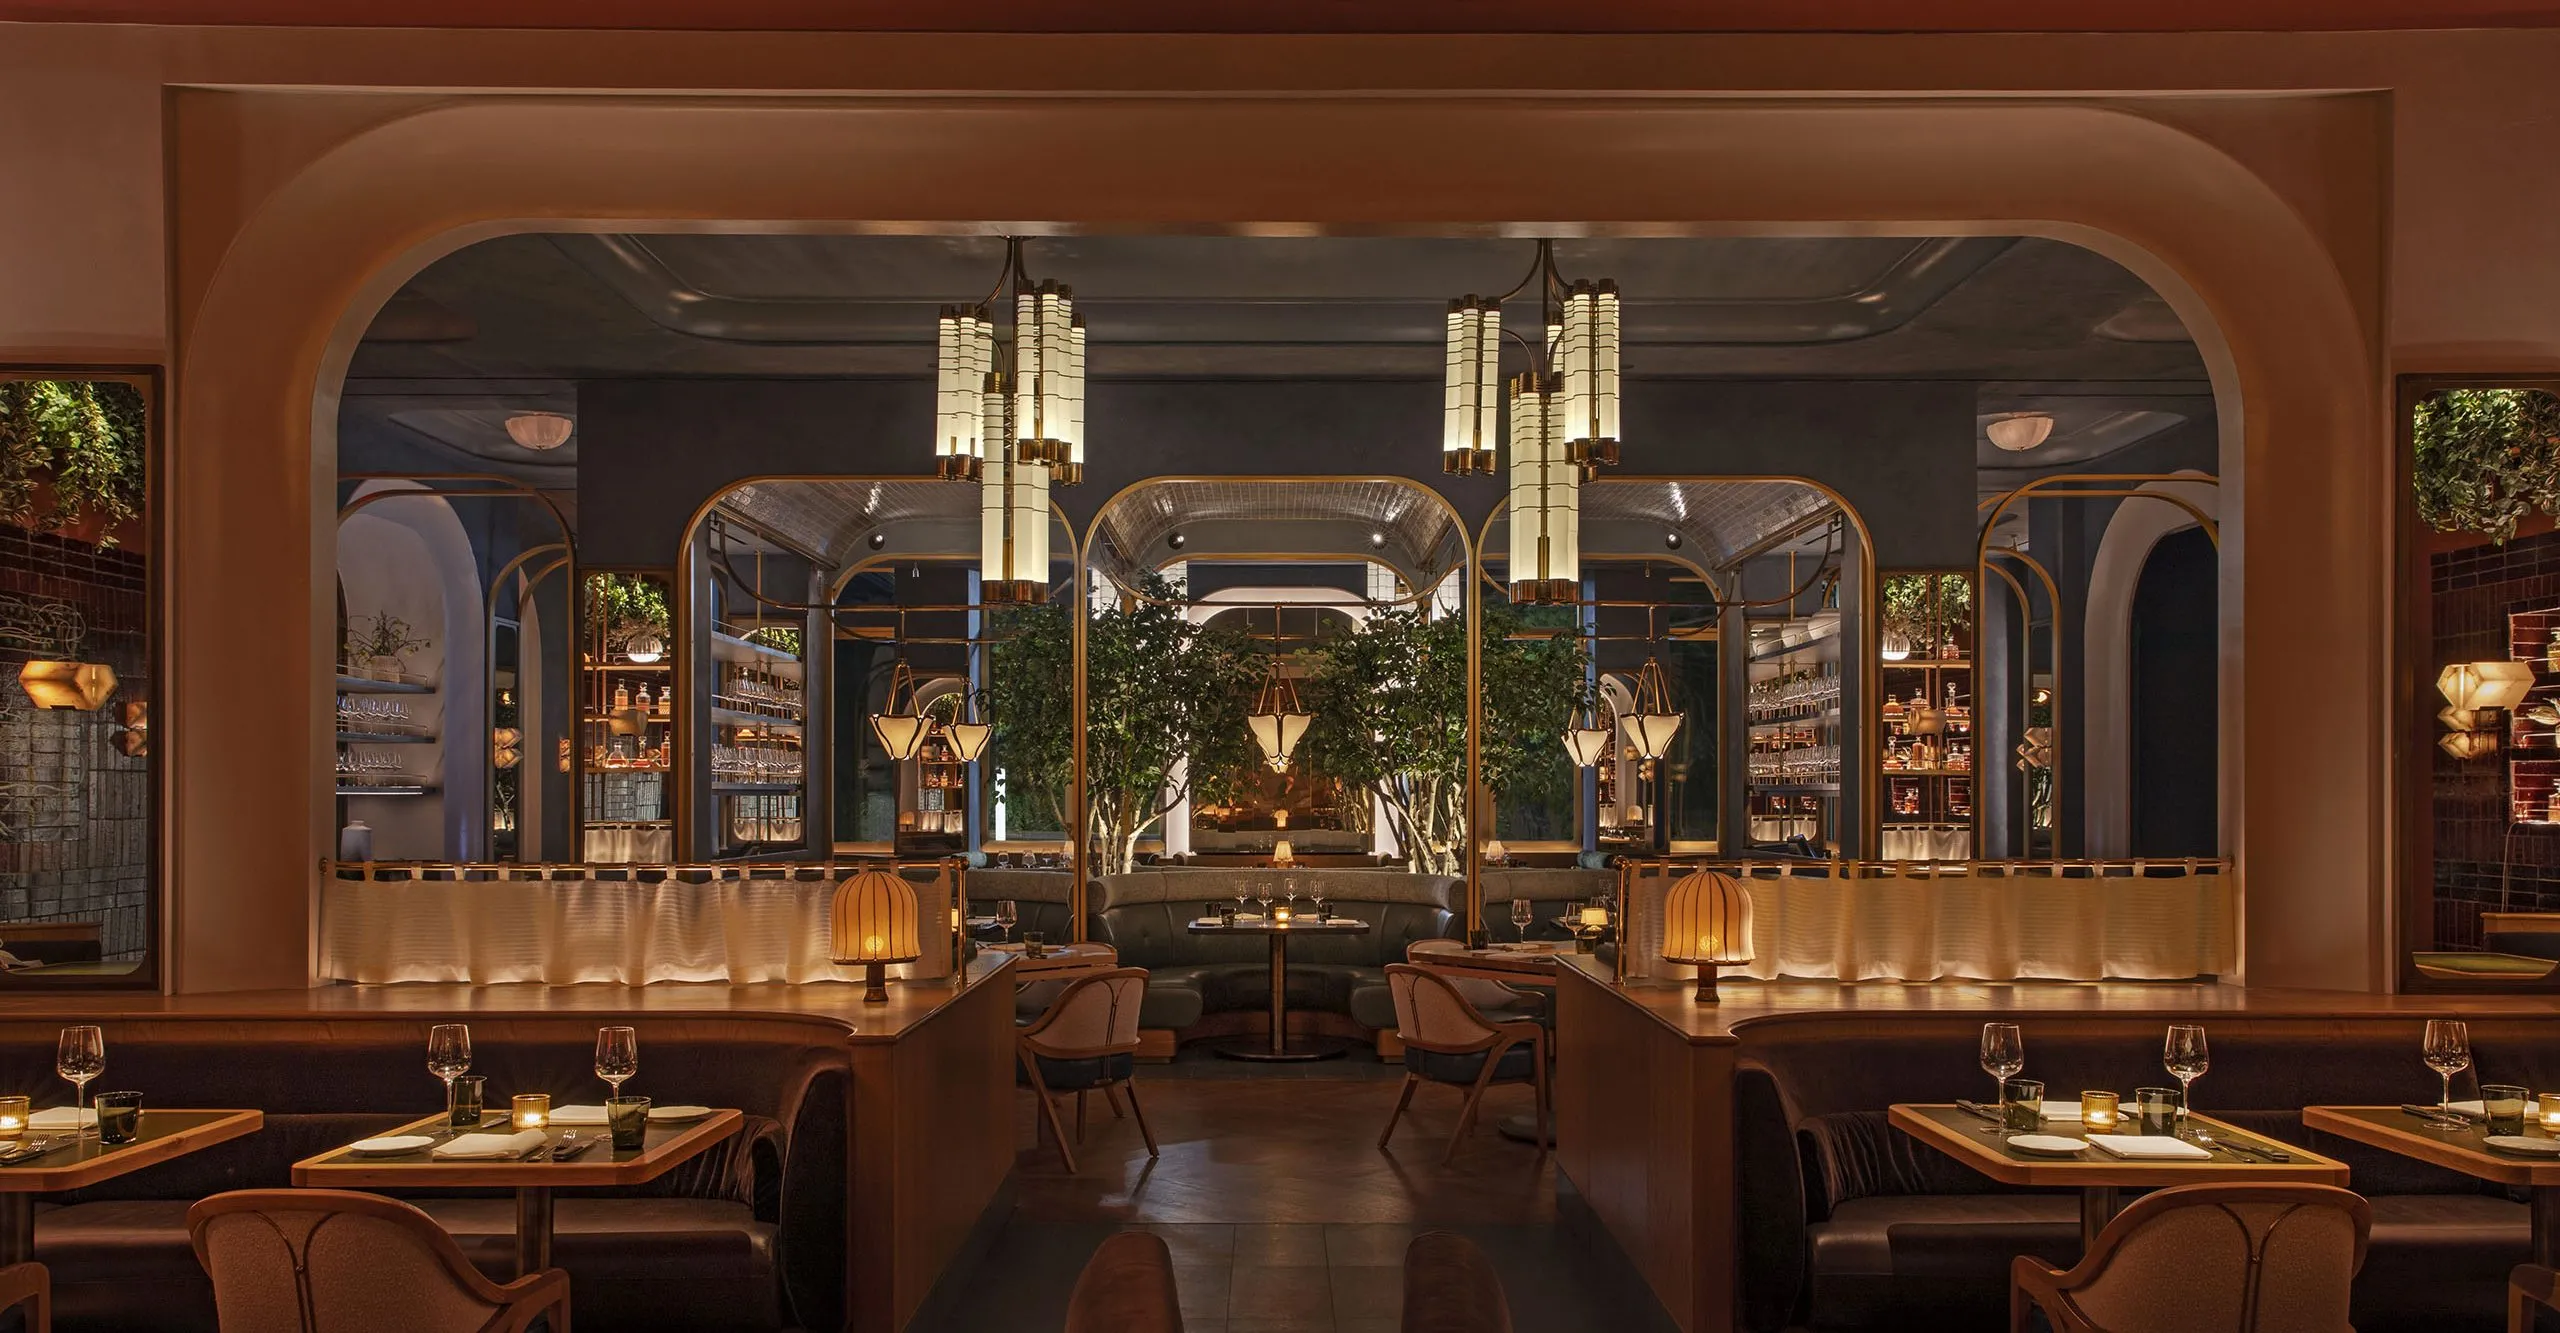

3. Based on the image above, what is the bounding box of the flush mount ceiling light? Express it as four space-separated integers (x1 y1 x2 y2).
1444 239 1621 477
934 237 1086 487
1985 412 2057 453
504 411 574 451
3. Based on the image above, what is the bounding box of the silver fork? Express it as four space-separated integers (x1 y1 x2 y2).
2193 1129 2260 1162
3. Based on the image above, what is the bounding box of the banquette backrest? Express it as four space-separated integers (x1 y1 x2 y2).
1094 870 1460 968
1478 869 1618 941
963 868 1088 941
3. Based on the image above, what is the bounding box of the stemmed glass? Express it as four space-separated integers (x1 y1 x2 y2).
1256 880 1275 917
994 900 1019 945
56 1026 104 1135
1232 882 1250 917
427 1023 472 1121
1979 1023 2024 1107
1511 898 1534 940
2164 1024 2209 1135
1284 877 1300 913
1310 883 1329 920
595 1026 639 1099
2424 1019 2473 1128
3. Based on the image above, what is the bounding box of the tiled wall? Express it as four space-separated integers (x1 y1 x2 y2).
2431 528 2560 949
0 524 150 961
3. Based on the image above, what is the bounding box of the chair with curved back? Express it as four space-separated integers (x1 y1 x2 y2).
1019 966 1157 1173
188 1189 570 1333
2010 1183 2370 1333
0 1261 48 1332
2513 1263 2560 1333
1062 1230 1183 1333
1376 963 1548 1165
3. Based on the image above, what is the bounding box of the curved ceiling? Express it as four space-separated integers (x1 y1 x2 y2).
1087 478 1465 592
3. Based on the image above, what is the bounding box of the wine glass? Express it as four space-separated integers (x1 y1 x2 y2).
56 1026 105 1135
1256 880 1275 917
1232 881 1250 916
1512 898 1534 940
2423 1019 2473 1127
595 1026 639 1099
1979 1023 2024 1106
1310 883 1329 920
427 1023 472 1119
2164 1024 2209 1135
994 900 1019 944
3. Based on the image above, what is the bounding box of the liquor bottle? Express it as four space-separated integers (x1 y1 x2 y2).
613 682 631 712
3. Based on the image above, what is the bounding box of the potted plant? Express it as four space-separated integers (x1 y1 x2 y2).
346 612 431 682
0 378 147 547
2413 387 2560 543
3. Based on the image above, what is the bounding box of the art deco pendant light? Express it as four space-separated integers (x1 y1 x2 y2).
1621 657 1685 762
869 659 932 762
1561 701 1613 769
936 239 1086 603
1507 372 1579 604
1247 660 1314 774
1442 298 1500 475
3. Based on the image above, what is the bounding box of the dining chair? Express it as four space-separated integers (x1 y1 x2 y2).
0 1261 48 1332
1401 1230 1512 1333
2009 1183 2370 1333
1406 940 1551 1018
188 1189 571 1333
1377 963 1549 1164
1018 966 1157 1173
2511 1263 2560 1333
1062 1231 1184 1333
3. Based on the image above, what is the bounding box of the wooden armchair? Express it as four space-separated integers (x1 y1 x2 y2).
1376 963 1548 1164
2512 1263 2560 1333
189 1189 570 1333
2011 1183 2369 1333
1019 967 1157 1173
0 1261 48 1332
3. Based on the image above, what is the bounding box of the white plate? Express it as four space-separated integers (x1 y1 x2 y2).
2007 1134 2088 1157
349 1135 435 1156
647 1105 714 1124
2486 1135 2560 1156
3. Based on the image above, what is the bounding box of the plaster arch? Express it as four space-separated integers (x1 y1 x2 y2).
2083 473 2224 860
174 93 2375 991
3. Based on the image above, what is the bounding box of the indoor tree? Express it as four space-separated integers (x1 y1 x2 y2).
1297 604 1589 875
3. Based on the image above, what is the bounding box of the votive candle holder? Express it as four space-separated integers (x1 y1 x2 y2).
2080 1091 2121 1133
511 1094 551 1131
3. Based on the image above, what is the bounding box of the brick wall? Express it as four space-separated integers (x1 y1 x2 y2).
2430 528 2560 950
0 523 150 963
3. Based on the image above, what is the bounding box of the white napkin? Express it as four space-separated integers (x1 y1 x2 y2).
547 1105 609 1126
2087 1135 2210 1161
432 1129 549 1160
1192 918 1224 927
29 1108 94 1130
2449 1100 2488 1117
2038 1101 2083 1122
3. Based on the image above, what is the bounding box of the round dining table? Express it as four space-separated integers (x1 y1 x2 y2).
1186 914 1373 1061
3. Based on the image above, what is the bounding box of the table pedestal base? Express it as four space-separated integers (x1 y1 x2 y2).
2079 1185 2120 1249
0 1194 27 1267
515 1185 553 1277
1209 1035 1350 1063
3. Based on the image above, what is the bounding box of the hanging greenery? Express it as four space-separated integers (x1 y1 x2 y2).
2413 387 2560 543
582 573 672 647
1881 573 1971 644
0 379 147 544
742 624 802 657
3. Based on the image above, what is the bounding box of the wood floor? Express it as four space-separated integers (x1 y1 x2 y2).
917 1054 1668 1333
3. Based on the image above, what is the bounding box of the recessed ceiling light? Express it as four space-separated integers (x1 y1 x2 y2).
1167 532 1186 550
1369 531 1387 547
1986 412 2055 453
504 411 573 451
1664 531 1683 550
868 532 888 550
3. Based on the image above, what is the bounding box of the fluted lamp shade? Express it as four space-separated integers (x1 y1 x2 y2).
935 306 991 480
831 868 922 1002
1507 372 1580 605
19 661 116 711
944 720 993 762
1662 869 1755 1004
1562 724 1612 768
1442 297 1500 475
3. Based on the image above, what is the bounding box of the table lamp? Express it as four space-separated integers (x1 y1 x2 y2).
830 867 922 1003
1662 868 1755 1003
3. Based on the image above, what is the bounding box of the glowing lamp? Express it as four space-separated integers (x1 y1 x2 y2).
19 661 116 711
1662 869 1756 1004
830 868 922 1002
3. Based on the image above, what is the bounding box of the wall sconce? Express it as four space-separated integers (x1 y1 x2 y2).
18 660 117 711
113 701 149 758
2438 661 2533 758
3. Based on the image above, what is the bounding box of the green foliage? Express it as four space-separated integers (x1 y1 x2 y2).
985 577 1261 871
583 573 671 646
0 379 147 543
742 624 802 657
2413 388 2560 543
1298 604 1588 874
1881 573 1971 642
346 611 431 662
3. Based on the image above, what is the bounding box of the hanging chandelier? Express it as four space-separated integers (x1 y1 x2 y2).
1247 660 1313 774
869 659 932 762
936 240 1086 604
1621 657 1684 762
1561 700 1612 769
1441 239 1621 477
944 687 993 763
1508 372 1578 605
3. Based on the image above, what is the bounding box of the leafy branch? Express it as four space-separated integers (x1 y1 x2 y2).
2414 388 2560 543
0 380 147 544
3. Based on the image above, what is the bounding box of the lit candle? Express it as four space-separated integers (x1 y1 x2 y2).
0 1096 26 1142
2081 1090 2121 1133
2540 1092 2560 1134
512 1094 550 1131
1273 904 1293 923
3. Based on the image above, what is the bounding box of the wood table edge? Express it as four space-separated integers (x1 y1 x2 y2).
1889 1103 2349 1185
2302 1104 2556 1184
0 1108 264 1192
292 1107 742 1187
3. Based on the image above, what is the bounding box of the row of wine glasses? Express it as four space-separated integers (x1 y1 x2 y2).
712 743 804 784
1746 668 1841 723
338 696 422 735
1222 879 1334 917
336 752 418 786
1748 743 1842 783
427 1023 641 1118
1979 1020 2211 1130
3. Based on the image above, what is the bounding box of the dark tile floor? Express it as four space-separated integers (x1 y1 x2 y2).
915 1046 1666 1332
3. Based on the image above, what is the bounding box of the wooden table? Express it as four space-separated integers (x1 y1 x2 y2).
986 940 1118 982
1892 1103 2348 1245
2306 1105 2560 1265
295 1108 742 1276
1410 941 1573 985
0 1109 263 1264
1187 916 1372 1061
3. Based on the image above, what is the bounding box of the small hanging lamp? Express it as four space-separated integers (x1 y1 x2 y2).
1247 660 1313 774
869 660 932 762
1554 279 1621 470
1620 657 1683 762
934 306 991 481
1507 371 1579 605
1561 701 1612 768
1442 297 1500 475
944 689 994 763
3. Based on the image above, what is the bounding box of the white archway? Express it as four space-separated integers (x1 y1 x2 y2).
2084 471 2220 857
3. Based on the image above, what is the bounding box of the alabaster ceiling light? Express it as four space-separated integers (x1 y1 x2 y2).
1985 412 2056 453
504 411 574 451
1248 660 1313 774
1561 701 1613 769
1442 297 1501 475
1621 657 1684 762
944 686 993 763
869 659 932 762
938 239 1083 603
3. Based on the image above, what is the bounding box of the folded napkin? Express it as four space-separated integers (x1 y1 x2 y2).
2088 1135 2211 1161
546 1105 609 1126
2038 1100 2084 1122
1192 918 1225 927
29 1108 94 1130
432 1129 549 1160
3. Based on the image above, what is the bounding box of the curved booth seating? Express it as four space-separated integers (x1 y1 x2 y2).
968 868 1090 946
1092 870 1461 1044
1730 1017 2555 1333
1476 869 1619 944
0 1017 839 1333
